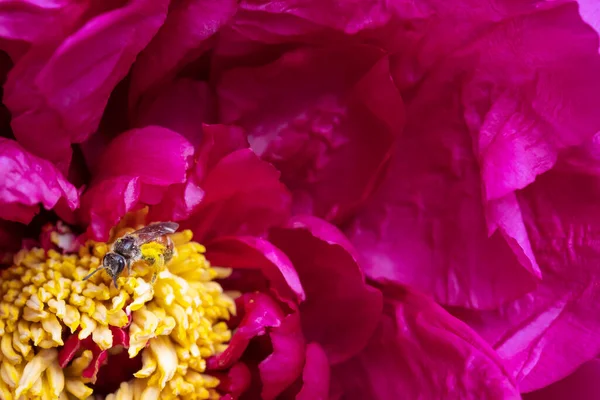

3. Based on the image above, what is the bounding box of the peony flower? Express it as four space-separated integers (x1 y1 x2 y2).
1 0 599 398
0 115 521 398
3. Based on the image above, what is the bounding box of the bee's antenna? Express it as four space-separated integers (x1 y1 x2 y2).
82 267 105 281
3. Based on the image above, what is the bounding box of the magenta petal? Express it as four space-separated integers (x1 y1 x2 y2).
270 217 382 364
221 0 392 46
458 5 600 201
259 312 305 400
0 138 78 224
349 2 600 310
130 0 237 106
524 359 600 400
207 293 284 371
0 0 87 47
332 285 520 400
454 167 600 391
4 0 169 167
183 148 291 242
296 343 330 400
217 46 402 222
206 236 305 306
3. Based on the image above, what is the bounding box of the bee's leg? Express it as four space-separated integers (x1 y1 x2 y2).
126 259 132 276
151 253 165 284
163 237 175 264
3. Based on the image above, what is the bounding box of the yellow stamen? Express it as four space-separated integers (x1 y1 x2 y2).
0 226 234 399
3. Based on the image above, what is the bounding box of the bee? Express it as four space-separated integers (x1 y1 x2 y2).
83 221 179 288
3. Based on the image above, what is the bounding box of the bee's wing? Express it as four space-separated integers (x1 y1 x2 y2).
129 222 179 245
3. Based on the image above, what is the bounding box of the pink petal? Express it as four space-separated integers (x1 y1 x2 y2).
148 123 248 223
453 166 600 391
4 0 169 168
206 236 305 307
80 176 140 241
134 79 216 147
331 285 520 400
296 343 330 400
269 216 382 364
182 148 291 242
147 179 205 223
129 0 237 106
0 137 78 224
81 126 194 240
93 126 193 185
259 312 305 400
523 359 600 400
217 45 403 223
207 293 284 371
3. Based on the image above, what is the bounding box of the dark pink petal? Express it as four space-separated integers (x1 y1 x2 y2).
215 362 252 399
130 0 237 106
135 79 216 147
217 45 402 222
82 126 194 240
206 236 305 306
4 0 169 168
0 219 24 263
523 359 600 400
94 348 142 395
296 343 330 400
331 285 520 400
0 138 78 224
270 216 382 364
109 326 129 348
58 333 82 368
207 292 284 370
453 167 600 391
82 348 108 380
194 124 249 178
182 148 291 242
259 312 305 400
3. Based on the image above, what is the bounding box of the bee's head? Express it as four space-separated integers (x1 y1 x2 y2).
102 252 126 287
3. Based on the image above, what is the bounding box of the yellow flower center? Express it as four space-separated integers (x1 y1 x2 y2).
0 228 235 400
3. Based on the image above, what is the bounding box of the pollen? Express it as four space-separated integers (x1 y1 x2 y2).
0 227 235 400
